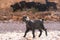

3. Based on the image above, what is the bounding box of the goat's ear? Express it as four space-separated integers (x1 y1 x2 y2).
40 19 44 21
26 16 30 20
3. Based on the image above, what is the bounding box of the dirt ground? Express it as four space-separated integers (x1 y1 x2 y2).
0 21 60 40
0 21 60 32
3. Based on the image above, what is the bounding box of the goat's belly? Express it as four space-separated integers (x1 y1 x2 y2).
27 27 33 30
34 26 42 29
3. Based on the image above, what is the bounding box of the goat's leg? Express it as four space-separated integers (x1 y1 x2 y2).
42 25 47 36
23 29 29 37
43 29 47 36
32 29 35 38
39 29 42 37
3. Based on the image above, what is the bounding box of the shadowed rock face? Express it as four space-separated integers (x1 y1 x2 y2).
0 0 59 9
10 1 58 12
45 0 57 11
10 2 22 12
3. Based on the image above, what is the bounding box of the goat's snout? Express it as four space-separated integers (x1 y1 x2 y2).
22 16 27 21
22 16 30 21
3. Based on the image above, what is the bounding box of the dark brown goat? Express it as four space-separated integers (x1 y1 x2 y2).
22 16 47 38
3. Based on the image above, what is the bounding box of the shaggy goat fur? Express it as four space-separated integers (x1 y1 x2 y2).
22 16 47 38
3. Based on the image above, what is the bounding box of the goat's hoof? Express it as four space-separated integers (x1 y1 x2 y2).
38 35 41 37
33 36 35 38
23 36 25 37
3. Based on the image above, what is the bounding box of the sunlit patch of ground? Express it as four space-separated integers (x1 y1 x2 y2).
0 31 60 40
0 21 60 40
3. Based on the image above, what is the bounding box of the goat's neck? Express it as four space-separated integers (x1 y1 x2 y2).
24 20 29 23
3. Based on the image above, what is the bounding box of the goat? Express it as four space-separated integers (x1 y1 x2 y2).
22 16 47 38
45 0 57 11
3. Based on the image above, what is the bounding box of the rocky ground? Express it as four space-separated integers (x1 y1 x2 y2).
0 30 60 40
0 21 60 40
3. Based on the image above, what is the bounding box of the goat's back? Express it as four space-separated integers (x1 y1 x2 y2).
31 20 44 29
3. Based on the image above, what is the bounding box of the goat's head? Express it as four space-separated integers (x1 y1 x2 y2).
22 16 30 22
